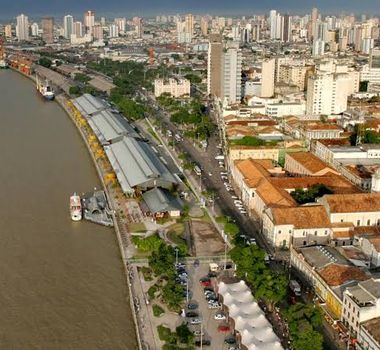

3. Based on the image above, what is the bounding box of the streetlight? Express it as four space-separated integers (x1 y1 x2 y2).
200 321 203 350
175 247 179 266
223 231 228 270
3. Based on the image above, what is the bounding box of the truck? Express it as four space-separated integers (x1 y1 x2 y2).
289 280 301 296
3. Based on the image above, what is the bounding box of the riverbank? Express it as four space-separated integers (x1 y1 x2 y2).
9 67 143 349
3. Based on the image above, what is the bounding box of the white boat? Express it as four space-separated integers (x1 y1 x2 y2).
70 193 82 221
0 59 8 69
36 75 55 100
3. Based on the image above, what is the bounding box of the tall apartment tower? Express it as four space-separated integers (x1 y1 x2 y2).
269 10 277 40
63 15 74 39
261 59 276 97
370 49 380 69
84 10 95 34
73 21 83 38
282 14 292 42
185 14 194 35
306 71 352 115
133 17 143 38
207 33 223 98
222 43 242 104
200 16 209 36
41 17 54 44
16 14 29 41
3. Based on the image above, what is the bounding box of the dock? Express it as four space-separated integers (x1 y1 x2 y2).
81 190 114 227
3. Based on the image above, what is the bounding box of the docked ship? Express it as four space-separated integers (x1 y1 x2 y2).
70 193 82 221
36 75 55 100
0 59 8 69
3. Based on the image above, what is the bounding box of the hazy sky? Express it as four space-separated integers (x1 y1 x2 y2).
0 0 379 18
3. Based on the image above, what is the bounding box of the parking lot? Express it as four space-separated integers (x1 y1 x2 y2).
180 261 237 349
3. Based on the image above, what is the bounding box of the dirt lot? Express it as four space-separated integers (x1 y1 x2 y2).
190 219 225 256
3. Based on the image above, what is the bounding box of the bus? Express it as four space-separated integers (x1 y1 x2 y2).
194 165 202 176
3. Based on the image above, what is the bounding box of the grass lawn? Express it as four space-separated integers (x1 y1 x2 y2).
128 222 146 233
152 304 165 317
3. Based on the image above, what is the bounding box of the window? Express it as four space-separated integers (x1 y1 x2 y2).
303 241 307 246
303 231 306 236
314 231 318 236
367 219 371 225
325 230 328 235
357 220 361 226
278 230 282 234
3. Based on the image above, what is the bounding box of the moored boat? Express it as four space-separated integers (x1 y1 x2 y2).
70 193 82 221
36 75 55 100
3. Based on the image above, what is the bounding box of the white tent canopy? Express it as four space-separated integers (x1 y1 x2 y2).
218 280 283 350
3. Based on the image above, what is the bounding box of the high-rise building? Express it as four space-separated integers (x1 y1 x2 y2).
222 43 242 104
207 33 223 98
133 17 143 38
4 24 12 38
41 17 54 44
114 18 126 34
84 10 95 34
306 68 353 115
185 14 194 35
31 23 39 37
310 7 319 41
269 10 277 40
92 24 103 41
16 14 29 41
312 39 325 56
108 24 119 38
73 21 83 38
200 16 209 36
100 17 106 26
282 14 292 42
369 49 380 69
261 59 276 97
63 15 74 39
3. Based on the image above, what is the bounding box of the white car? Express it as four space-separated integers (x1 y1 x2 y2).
233 200 243 204
214 313 226 320
208 303 221 309
190 318 202 325
231 195 238 199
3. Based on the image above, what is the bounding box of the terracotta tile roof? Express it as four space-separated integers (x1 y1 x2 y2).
256 179 296 208
226 119 276 127
286 152 336 175
316 138 351 147
318 264 369 287
226 126 256 138
269 175 358 194
235 159 271 179
304 123 341 131
368 237 380 251
333 231 354 239
271 205 330 229
361 317 380 344
353 226 380 237
323 193 380 213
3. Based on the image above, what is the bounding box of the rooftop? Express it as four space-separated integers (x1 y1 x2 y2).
271 206 330 229
286 152 336 175
322 193 380 213
361 317 380 344
319 264 369 287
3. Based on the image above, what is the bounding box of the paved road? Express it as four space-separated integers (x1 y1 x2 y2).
143 92 274 254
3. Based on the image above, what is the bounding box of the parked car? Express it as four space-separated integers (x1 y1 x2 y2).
195 339 211 347
208 271 217 278
199 277 210 282
224 337 236 344
206 293 217 301
186 311 199 318
214 313 226 320
193 259 200 267
193 330 204 336
187 303 198 310
218 325 231 333
190 318 202 325
208 303 220 309
201 280 211 287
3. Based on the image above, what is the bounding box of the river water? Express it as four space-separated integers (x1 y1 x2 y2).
0 70 137 349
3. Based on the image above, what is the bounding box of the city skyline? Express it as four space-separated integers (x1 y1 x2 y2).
0 0 380 19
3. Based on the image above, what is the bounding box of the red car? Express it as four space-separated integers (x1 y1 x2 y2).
218 325 230 333
200 280 211 287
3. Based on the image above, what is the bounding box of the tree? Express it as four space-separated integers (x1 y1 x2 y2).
149 243 176 276
69 85 81 96
175 323 194 344
291 184 333 204
38 57 52 68
74 73 91 83
162 280 184 310
224 222 240 238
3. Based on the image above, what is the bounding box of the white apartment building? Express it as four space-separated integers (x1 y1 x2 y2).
261 59 275 98
63 15 74 39
16 14 29 41
358 317 380 350
360 65 380 92
306 72 353 115
154 78 190 98
222 43 242 104
278 64 312 91
342 279 380 337
266 102 306 118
